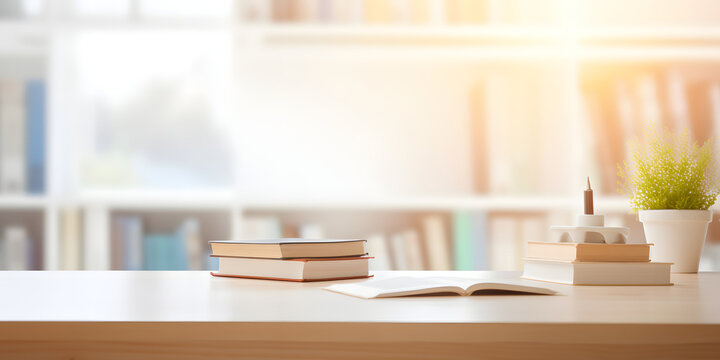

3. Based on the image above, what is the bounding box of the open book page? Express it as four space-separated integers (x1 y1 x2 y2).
429 277 557 295
325 277 466 299
325 276 556 299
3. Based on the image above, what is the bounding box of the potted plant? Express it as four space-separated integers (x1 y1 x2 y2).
618 126 719 273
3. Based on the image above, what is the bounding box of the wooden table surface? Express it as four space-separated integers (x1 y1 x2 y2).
1 270 719 360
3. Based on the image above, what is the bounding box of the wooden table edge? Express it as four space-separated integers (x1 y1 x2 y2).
1 322 719 344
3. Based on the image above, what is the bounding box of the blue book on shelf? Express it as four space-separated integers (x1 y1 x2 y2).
120 216 144 270
143 233 188 270
25 79 46 194
453 211 488 270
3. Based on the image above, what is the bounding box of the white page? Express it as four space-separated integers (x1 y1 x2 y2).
325 276 556 299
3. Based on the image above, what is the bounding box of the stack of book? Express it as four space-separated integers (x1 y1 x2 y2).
522 242 672 285
209 239 371 282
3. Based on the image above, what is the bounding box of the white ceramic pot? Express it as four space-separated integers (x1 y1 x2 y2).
639 210 713 273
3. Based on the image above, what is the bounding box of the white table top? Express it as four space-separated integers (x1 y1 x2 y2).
0 270 717 324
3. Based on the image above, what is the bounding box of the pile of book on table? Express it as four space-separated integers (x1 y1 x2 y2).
209 238 371 282
522 242 672 285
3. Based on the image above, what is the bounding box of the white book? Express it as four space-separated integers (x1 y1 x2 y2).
488 216 519 271
213 256 370 281
241 216 281 239
365 233 391 270
523 259 672 285
3 226 30 270
83 206 110 270
402 229 424 270
180 218 202 270
389 232 407 270
299 223 325 239
0 80 26 194
423 215 451 270
324 276 556 299
61 208 82 270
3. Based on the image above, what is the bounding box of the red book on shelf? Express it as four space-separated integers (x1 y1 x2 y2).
210 256 373 282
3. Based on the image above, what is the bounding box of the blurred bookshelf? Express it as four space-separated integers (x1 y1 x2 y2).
2 0 720 272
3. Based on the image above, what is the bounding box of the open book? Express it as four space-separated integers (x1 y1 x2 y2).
324 276 556 299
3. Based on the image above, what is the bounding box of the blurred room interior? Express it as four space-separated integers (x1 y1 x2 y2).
2 0 720 272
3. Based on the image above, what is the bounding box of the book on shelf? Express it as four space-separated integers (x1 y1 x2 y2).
25 79 45 194
211 256 371 282
2 226 30 270
0 78 46 195
113 216 143 270
209 238 367 259
324 276 555 299
365 233 391 270
453 211 487 270
390 229 425 270
242 216 282 239
401 229 425 270
298 223 325 239
526 242 652 262
422 215 451 270
522 259 672 286
60 208 83 270
488 215 520 271
144 233 187 270
0 79 26 194
180 218 203 270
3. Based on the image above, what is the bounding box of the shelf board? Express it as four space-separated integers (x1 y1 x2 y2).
579 27 720 43
241 196 633 212
580 46 720 61
250 25 563 42
0 195 47 209
77 189 239 210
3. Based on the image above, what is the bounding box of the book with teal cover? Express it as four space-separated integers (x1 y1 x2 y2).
143 233 187 270
25 79 45 194
453 211 488 270
453 212 473 270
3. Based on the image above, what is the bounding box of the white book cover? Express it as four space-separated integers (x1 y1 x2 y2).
402 229 424 270
3 226 30 270
180 218 202 270
299 223 325 239
365 233 391 270
0 79 26 194
61 208 82 270
83 206 110 270
241 216 282 239
423 215 450 270
390 232 408 270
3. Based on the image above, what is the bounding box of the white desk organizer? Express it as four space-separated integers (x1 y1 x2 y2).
549 214 629 244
